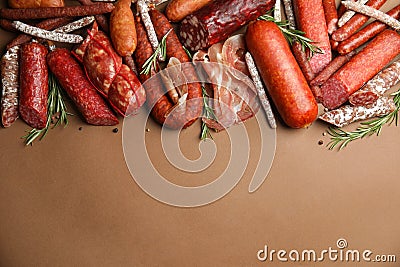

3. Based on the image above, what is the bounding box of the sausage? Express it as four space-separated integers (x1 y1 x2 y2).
0 3 114 20
8 0 64 8
310 50 356 86
134 17 170 124
179 0 275 51
292 0 332 75
19 42 48 129
47 48 119 126
246 20 318 128
322 0 338 34
110 0 137 57
337 4 400 55
331 0 387 42
108 64 146 116
77 0 109 32
319 97 395 127
79 25 123 96
349 60 400 106
291 41 315 82
123 56 138 76
148 9 203 129
1 46 20 128
165 0 213 22
321 30 400 110
6 17 73 49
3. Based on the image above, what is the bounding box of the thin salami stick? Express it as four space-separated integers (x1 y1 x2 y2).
349 60 400 106
274 0 282 22
137 0 164 61
1 45 20 128
282 0 296 29
123 56 138 76
337 0 369 28
245 52 276 129
54 16 95 33
6 17 73 49
341 1 400 31
310 50 356 86
0 19 17 32
337 4 400 55
331 0 387 42
12 21 84 43
319 97 395 127
322 0 339 34
0 3 114 20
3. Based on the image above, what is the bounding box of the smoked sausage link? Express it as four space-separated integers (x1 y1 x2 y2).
47 48 118 126
166 0 213 22
246 20 318 128
292 0 332 75
321 30 400 110
19 42 48 129
179 0 275 51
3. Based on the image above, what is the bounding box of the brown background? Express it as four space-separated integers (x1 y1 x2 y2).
1 0 400 266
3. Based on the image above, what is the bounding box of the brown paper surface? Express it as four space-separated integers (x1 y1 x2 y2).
1 0 400 266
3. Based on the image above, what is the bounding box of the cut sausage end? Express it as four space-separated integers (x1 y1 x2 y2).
321 78 349 110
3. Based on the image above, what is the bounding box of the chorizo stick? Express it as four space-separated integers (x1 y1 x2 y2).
337 4 400 55
292 0 332 75
179 0 275 51
322 0 338 34
110 0 137 57
246 20 318 128
47 48 119 126
19 42 48 129
0 3 114 20
331 0 387 42
149 9 202 129
134 17 171 125
321 30 400 110
291 41 315 82
165 0 213 22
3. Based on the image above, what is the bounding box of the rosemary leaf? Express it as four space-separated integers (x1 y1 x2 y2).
140 29 172 75
22 72 70 146
327 88 400 150
258 13 323 58
200 85 217 140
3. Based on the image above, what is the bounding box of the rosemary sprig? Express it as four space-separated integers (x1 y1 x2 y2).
201 85 217 140
183 46 193 60
327 90 400 150
22 72 70 146
258 13 323 58
140 29 171 75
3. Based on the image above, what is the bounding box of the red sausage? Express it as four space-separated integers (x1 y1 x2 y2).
331 0 388 42
149 9 202 129
166 0 213 22
322 0 338 34
77 0 109 32
321 30 400 110
19 42 48 129
179 0 275 51
337 4 400 55
292 0 332 75
246 20 318 129
47 48 118 126
134 17 172 126
291 41 315 83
